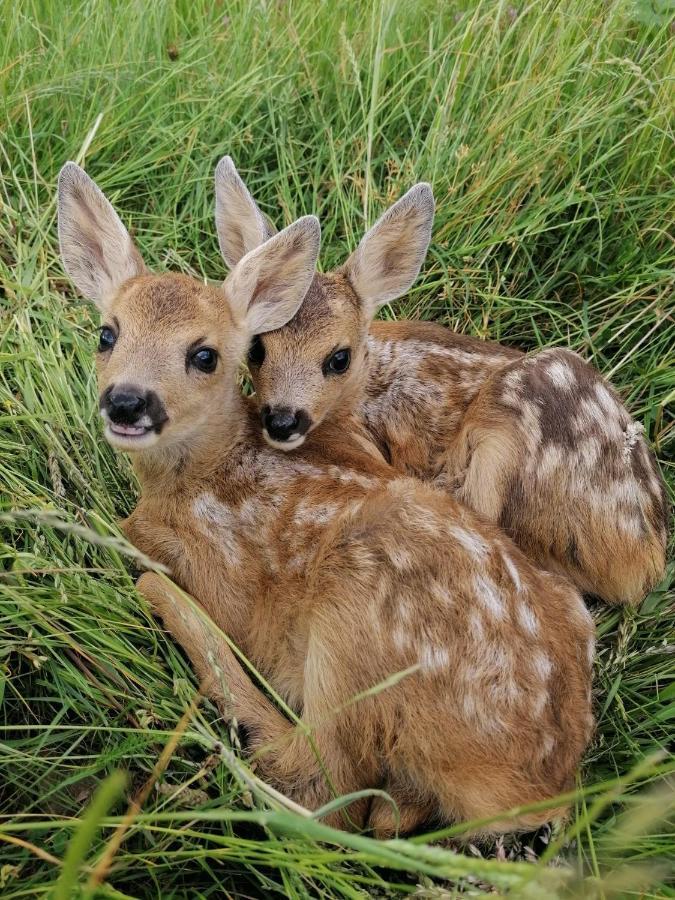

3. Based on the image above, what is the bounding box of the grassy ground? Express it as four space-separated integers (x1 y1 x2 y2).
1 0 674 896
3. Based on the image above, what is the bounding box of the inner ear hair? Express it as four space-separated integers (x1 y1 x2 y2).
57 162 147 309
343 182 435 313
223 215 320 336
215 155 278 270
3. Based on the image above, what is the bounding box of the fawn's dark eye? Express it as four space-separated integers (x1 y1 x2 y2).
248 335 265 367
98 326 116 353
323 348 351 376
189 347 218 373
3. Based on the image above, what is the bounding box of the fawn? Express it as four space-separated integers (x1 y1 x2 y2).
58 162 594 837
214 159 669 606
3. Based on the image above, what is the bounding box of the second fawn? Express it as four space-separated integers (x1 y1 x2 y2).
58 162 595 836
214 159 669 606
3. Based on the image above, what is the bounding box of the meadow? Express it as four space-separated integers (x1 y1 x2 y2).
1 0 673 896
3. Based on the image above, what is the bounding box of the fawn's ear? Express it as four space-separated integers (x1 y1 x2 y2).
223 215 320 335
342 183 434 314
215 155 277 269
57 162 147 310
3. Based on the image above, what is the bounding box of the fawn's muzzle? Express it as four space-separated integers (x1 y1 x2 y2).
107 390 146 423
101 383 168 441
261 405 311 447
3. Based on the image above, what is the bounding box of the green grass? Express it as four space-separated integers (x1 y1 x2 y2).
1 0 674 896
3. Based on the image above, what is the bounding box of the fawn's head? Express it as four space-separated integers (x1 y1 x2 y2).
215 157 434 450
57 162 320 456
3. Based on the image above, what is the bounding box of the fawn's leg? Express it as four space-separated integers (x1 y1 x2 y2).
368 776 436 839
138 573 290 741
138 573 373 828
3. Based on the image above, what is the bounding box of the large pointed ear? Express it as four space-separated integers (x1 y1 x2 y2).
57 162 147 310
215 155 277 270
224 215 320 335
342 183 434 314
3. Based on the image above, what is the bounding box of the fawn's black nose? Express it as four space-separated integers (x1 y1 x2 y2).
106 388 147 425
262 406 311 442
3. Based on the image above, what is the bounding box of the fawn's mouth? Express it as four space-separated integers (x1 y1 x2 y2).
109 422 153 437
102 413 168 449
262 429 307 452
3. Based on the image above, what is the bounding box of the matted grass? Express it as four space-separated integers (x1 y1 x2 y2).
1 0 673 896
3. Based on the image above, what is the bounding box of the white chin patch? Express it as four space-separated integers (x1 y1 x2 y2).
262 429 306 452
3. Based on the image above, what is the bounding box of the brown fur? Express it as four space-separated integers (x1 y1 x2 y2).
125 398 593 835
238 192 668 606
58 164 595 837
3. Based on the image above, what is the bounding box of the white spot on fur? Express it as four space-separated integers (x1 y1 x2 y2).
238 497 259 526
293 499 339 526
474 574 506 619
397 596 412 623
371 335 508 369
620 515 644 536
495 675 520 703
458 370 483 392
287 551 307 572
285 460 326 480
501 387 520 407
459 685 500 731
520 400 543 456
386 545 415 570
462 691 477 719
573 399 602 430
594 383 620 416
578 436 601 467
469 610 485 641
517 602 539 636
503 369 523 391
546 359 577 390
450 525 489 559
586 637 595 666
574 398 622 439
193 492 234 526
420 644 450 673
393 625 409 652
430 580 454 606
538 444 564 477
459 657 512 731
532 650 553 681
346 498 366 519
416 510 444 535
532 690 549 715
193 493 242 567
478 642 520 704
603 477 648 512
257 454 325 485
329 466 376 489
484 642 509 674
397 498 442 535
501 551 522 592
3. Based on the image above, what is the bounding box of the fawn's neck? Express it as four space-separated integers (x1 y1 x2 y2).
130 391 250 493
